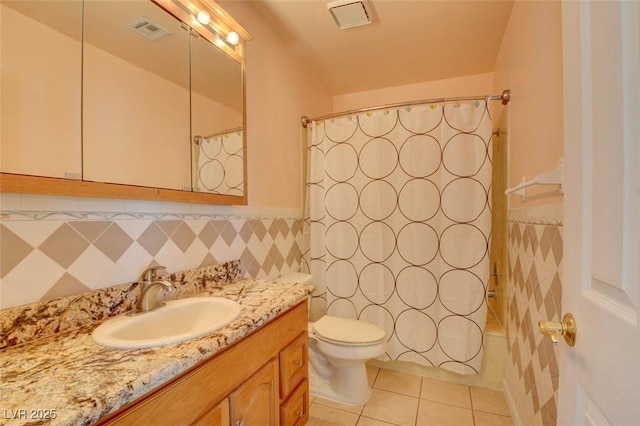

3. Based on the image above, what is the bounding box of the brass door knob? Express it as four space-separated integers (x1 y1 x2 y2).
538 313 577 346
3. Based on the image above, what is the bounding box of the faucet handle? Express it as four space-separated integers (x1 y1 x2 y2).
141 265 166 282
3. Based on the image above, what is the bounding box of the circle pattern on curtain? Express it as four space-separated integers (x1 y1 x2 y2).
303 100 493 375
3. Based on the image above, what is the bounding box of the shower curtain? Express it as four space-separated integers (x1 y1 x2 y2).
302 100 493 374
196 129 244 195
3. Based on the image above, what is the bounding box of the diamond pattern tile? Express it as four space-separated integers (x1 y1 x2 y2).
171 222 197 253
506 220 563 426
42 273 91 301
239 222 254 243
268 221 280 239
3 251 66 300
94 223 134 262
70 221 111 242
254 221 268 242
268 245 285 270
219 221 239 246
240 247 260 277
156 220 181 237
199 253 218 268
38 224 90 269
0 225 34 278
198 222 218 248
137 223 169 256
1 214 304 309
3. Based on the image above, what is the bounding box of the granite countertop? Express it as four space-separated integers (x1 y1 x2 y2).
0 278 313 426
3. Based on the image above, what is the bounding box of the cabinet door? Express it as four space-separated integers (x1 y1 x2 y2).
279 332 308 399
280 380 309 426
192 398 230 426
229 360 278 426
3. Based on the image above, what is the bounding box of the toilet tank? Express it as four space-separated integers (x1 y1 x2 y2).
274 272 314 284
274 272 314 319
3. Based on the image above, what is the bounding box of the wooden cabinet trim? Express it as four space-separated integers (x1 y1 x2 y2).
0 173 247 206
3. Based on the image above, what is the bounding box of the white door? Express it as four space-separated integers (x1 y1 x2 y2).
559 1 640 425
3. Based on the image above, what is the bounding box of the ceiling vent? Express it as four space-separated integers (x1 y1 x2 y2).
128 17 170 41
327 0 372 29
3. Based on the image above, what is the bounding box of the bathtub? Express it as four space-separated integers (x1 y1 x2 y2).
367 309 507 390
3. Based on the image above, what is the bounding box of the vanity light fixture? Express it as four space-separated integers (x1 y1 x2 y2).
214 37 227 48
226 31 240 46
196 10 211 25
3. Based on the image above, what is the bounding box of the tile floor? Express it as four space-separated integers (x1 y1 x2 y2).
307 366 514 426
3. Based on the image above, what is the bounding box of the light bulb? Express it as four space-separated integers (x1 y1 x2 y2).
226 31 240 46
196 11 211 25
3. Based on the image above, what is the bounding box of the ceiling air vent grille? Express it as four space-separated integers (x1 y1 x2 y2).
327 0 372 29
128 17 170 41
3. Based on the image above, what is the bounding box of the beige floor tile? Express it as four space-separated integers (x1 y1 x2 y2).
357 417 396 426
474 411 515 426
420 377 472 409
307 402 359 426
373 368 422 397
416 400 474 426
313 396 364 415
361 388 418 425
366 364 380 386
470 386 511 416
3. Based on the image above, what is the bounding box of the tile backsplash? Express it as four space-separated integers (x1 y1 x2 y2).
0 197 304 310
505 204 563 426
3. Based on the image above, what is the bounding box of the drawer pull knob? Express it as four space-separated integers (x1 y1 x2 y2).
296 410 303 417
295 360 303 366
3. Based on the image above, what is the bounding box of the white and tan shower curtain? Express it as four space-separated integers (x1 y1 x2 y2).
303 100 493 374
196 128 244 195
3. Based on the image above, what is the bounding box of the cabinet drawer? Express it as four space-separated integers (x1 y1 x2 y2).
279 332 308 399
280 379 309 426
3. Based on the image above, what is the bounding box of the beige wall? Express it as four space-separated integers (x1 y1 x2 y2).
493 0 564 209
218 1 333 211
494 2 564 425
333 72 495 112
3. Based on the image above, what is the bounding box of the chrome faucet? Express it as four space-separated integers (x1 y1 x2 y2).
132 266 176 314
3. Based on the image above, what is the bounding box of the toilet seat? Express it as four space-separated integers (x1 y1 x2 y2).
312 315 385 346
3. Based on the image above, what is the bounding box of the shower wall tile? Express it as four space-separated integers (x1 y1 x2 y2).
0 211 304 310
505 210 562 426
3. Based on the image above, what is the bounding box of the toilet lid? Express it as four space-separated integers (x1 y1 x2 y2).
312 315 385 344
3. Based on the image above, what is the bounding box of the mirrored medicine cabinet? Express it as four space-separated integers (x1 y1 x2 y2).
0 0 251 205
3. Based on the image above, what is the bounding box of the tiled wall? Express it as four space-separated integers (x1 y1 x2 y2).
0 201 303 310
504 206 563 426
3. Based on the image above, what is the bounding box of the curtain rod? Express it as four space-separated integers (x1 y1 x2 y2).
301 89 510 128
193 127 243 145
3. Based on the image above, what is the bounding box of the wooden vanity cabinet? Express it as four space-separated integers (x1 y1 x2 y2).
191 398 229 426
279 332 309 426
97 300 308 426
229 360 278 425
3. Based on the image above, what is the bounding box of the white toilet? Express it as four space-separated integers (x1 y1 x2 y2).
275 273 386 405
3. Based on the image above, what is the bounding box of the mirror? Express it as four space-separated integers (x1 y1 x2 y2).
191 30 244 195
1 1 83 179
83 0 192 190
0 0 249 203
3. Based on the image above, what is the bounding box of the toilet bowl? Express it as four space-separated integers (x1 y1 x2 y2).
274 273 386 405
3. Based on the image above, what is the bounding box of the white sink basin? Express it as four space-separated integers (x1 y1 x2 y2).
92 297 241 349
